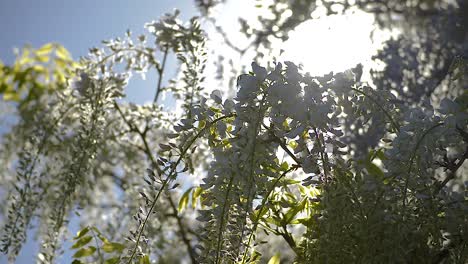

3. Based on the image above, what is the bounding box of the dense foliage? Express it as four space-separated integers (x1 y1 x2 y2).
1 1 467 263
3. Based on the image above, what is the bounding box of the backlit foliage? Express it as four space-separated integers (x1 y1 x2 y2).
1 3 467 264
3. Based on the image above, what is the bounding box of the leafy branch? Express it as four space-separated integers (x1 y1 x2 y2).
126 113 235 264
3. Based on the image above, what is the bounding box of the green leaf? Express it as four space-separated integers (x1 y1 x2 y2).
375 149 386 160
97 233 109 243
139 255 150 264
178 187 192 212
290 217 311 225
268 253 281 264
35 43 54 63
74 226 90 240
365 162 384 178
90 226 110 243
3 91 20 101
198 120 206 129
55 45 71 60
280 179 300 186
191 186 203 209
283 199 307 225
264 216 282 226
35 43 54 56
73 246 96 258
105 257 121 264
253 205 269 221
102 242 126 253
288 141 297 149
71 236 92 249
280 161 289 171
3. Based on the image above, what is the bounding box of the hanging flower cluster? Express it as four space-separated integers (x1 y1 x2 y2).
128 60 467 263
0 8 466 264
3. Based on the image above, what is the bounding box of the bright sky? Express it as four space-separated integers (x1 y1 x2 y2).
0 1 388 262
284 11 377 75
202 0 393 99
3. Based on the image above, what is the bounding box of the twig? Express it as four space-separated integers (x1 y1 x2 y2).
154 45 169 103
241 167 297 263
402 123 443 207
114 101 199 263
125 113 235 264
351 87 400 133
262 123 302 165
433 146 468 195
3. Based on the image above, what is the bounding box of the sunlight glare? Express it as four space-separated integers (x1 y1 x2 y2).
281 11 377 75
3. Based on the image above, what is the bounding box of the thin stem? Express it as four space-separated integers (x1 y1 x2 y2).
125 114 235 264
241 167 296 263
262 123 302 165
114 101 199 263
3 104 74 255
351 87 400 133
90 227 103 264
48 83 106 263
235 94 268 257
165 192 198 263
433 146 467 195
89 47 153 72
340 170 367 221
279 225 301 257
206 17 249 55
154 45 169 103
313 128 329 184
215 175 234 264
402 122 443 207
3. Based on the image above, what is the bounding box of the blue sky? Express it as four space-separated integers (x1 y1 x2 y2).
0 0 197 104
0 1 197 262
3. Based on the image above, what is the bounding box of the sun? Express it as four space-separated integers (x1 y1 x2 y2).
280 10 380 76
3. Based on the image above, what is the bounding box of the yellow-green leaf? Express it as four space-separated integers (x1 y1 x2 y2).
71 236 93 249
18 55 33 65
178 187 192 212
74 226 90 240
288 141 297 149
365 162 384 178
283 199 307 225
198 120 206 129
35 43 54 56
264 216 282 226
139 255 150 264
280 161 289 171
102 242 126 253
105 257 121 264
56 45 71 60
90 226 110 244
73 246 96 258
35 54 50 63
3 91 20 101
191 187 203 209
268 253 281 264
32 64 46 73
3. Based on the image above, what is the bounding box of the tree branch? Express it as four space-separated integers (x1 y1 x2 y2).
433 146 468 195
114 101 198 263
154 45 169 103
